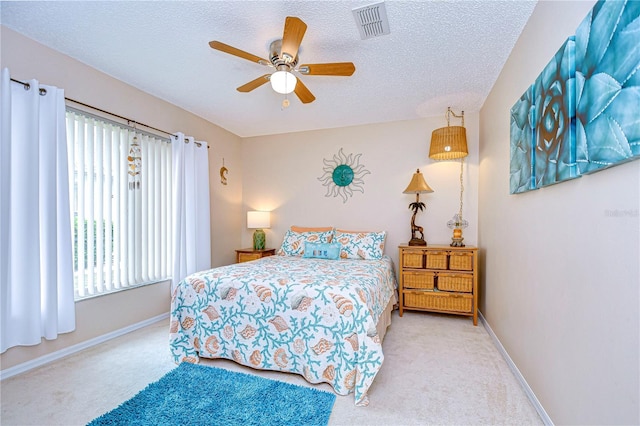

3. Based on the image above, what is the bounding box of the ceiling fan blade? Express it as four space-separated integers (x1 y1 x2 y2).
297 62 356 76
294 79 316 104
237 75 271 92
280 17 307 61
209 41 269 65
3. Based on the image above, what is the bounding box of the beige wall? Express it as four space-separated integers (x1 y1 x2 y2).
0 27 243 370
241 116 480 270
479 1 640 424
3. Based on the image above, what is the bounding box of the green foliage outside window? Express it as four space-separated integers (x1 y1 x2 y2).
73 215 114 270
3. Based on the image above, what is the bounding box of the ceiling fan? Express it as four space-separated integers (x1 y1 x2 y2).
209 16 356 105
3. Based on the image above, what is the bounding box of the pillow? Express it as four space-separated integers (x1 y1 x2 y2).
335 229 387 260
278 230 334 257
303 242 342 260
290 225 334 233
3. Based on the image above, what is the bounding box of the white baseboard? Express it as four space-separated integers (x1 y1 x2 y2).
0 312 170 381
479 311 554 426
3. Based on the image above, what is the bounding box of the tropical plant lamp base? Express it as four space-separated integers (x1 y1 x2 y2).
253 229 266 250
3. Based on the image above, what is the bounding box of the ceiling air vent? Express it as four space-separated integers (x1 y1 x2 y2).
352 2 390 40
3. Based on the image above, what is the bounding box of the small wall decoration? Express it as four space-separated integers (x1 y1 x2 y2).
128 133 141 190
509 0 639 194
220 158 228 185
318 148 370 203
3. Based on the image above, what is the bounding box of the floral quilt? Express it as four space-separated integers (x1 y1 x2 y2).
169 255 397 406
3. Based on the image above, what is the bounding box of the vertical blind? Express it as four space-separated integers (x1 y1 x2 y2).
65 109 173 299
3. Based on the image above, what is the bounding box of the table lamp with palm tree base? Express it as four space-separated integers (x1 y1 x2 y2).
403 169 434 246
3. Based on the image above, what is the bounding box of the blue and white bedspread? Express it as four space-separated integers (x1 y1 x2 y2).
169 255 397 406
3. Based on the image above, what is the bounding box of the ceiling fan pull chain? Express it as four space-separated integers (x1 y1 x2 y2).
282 94 290 109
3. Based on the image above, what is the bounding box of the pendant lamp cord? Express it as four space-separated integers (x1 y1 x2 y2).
459 157 464 221
446 106 465 128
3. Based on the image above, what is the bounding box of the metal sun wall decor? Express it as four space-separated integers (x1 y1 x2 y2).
318 148 370 203
510 0 640 194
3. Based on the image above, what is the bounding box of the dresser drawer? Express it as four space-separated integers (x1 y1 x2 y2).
425 251 448 269
448 251 473 271
437 273 473 293
238 252 262 262
403 271 435 290
402 250 425 268
404 291 473 313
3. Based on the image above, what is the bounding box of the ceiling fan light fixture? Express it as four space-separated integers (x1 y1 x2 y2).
270 70 297 94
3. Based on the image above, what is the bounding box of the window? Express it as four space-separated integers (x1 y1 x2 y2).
66 108 173 300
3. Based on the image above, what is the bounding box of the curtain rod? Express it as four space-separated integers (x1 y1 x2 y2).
10 77 209 149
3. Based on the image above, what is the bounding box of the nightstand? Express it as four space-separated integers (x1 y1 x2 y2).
398 245 479 325
235 248 276 263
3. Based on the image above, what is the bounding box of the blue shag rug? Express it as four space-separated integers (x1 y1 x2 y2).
88 362 336 426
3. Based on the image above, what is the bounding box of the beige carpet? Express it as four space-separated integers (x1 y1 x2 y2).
0 311 542 425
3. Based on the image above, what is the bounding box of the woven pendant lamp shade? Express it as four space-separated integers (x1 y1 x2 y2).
429 125 468 160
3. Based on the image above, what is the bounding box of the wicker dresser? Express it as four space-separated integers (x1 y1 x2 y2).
398 245 478 325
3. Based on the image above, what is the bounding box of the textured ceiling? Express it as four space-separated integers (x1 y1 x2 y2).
1 1 537 138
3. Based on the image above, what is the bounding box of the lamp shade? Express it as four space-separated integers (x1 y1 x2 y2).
429 126 468 160
247 211 271 229
403 169 434 194
270 70 297 94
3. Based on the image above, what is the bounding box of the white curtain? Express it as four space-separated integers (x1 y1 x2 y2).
171 132 211 291
0 68 75 353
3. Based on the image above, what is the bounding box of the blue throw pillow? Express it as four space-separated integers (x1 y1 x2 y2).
303 242 341 260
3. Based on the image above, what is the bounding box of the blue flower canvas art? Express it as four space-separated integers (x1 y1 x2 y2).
533 36 578 188
575 0 640 174
510 85 536 194
509 0 639 194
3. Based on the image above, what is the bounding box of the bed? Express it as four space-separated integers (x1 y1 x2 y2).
169 229 397 406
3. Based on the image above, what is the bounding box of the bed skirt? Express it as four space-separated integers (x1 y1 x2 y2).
377 290 397 342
